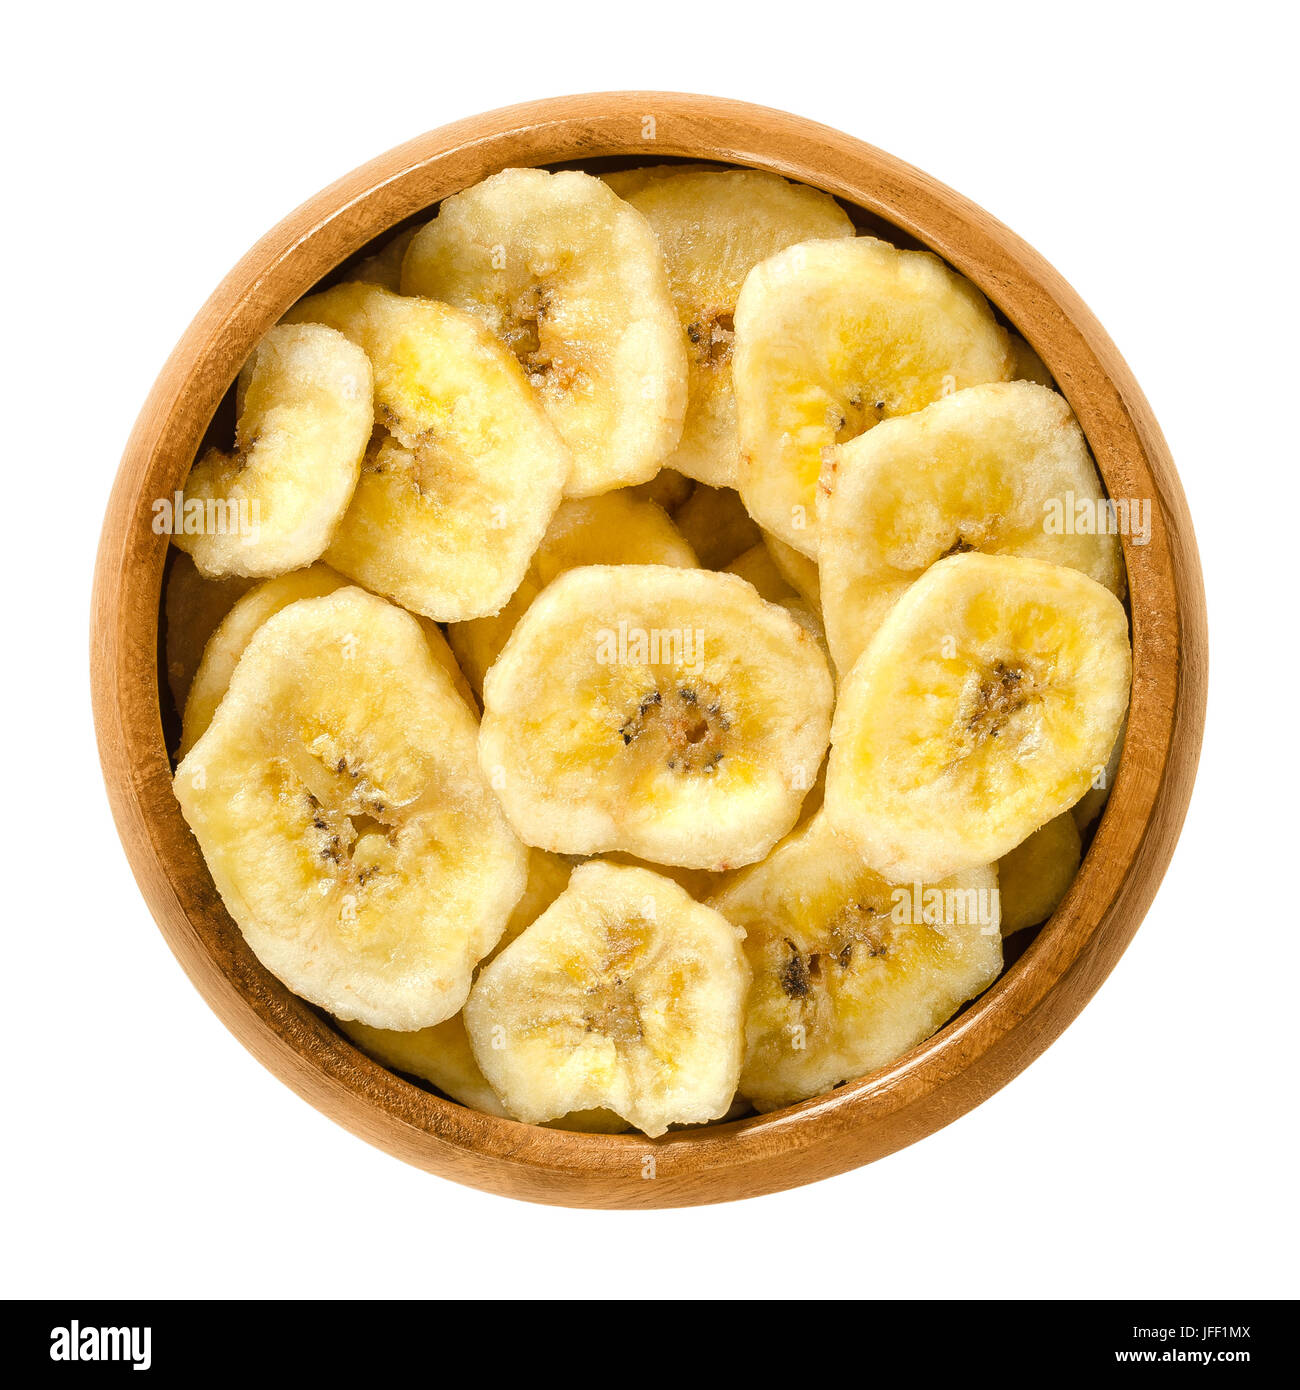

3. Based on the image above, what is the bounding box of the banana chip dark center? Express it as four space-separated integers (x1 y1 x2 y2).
968 659 1032 741
779 903 892 999
618 681 732 775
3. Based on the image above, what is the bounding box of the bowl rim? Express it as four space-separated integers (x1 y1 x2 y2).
91 91 1207 1208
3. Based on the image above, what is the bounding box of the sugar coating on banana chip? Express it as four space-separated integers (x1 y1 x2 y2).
175 323 373 578
826 552 1131 882
820 381 1124 675
608 167 854 488
283 283 570 621
733 236 1013 556
465 861 749 1136
402 167 687 498
478 565 834 871
710 812 1001 1112
174 587 527 1031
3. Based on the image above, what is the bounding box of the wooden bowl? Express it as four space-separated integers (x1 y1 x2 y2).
91 93 1207 1208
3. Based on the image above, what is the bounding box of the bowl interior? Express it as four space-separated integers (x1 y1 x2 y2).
156 151 1067 1122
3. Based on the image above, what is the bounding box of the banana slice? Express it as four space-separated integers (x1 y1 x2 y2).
447 491 697 697
401 168 686 497
282 282 570 620
464 861 749 1136
763 532 821 611
163 552 254 712
724 543 797 603
1009 333 1053 386
173 323 372 578
609 167 853 487
630 467 694 513
998 813 1082 935
726 545 829 664
673 484 761 569
733 237 1013 555
479 565 834 870
347 227 417 291
336 846 626 1131
494 847 573 957
1071 715 1126 832
180 565 345 758
820 381 1124 675
178 563 474 758
826 552 1131 882
340 1013 509 1117
174 586 527 1030
602 162 728 198
594 852 723 902
709 811 1001 1112
339 1012 631 1131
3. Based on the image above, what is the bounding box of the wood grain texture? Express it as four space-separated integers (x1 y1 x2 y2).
90 92 1207 1208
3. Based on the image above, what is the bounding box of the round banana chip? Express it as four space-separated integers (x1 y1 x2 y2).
493 847 573 958
464 861 749 1136
163 552 254 712
447 491 697 698
180 565 344 759
592 852 724 903
820 381 1124 675
733 236 1013 555
335 847 627 1132
174 323 373 578
341 1014 509 1117
724 543 798 603
282 282 570 621
336 1012 629 1133
709 811 1002 1112
178 563 475 758
479 565 835 870
602 162 729 198
998 813 1082 936
1071 714 1126 832
401 167 686 497
725 545 829 662
826 552 1131 882
609 167 853 487
174 586 527 1031
763 532 821 610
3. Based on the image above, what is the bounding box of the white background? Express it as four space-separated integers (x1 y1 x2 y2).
5 0 1296 1301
